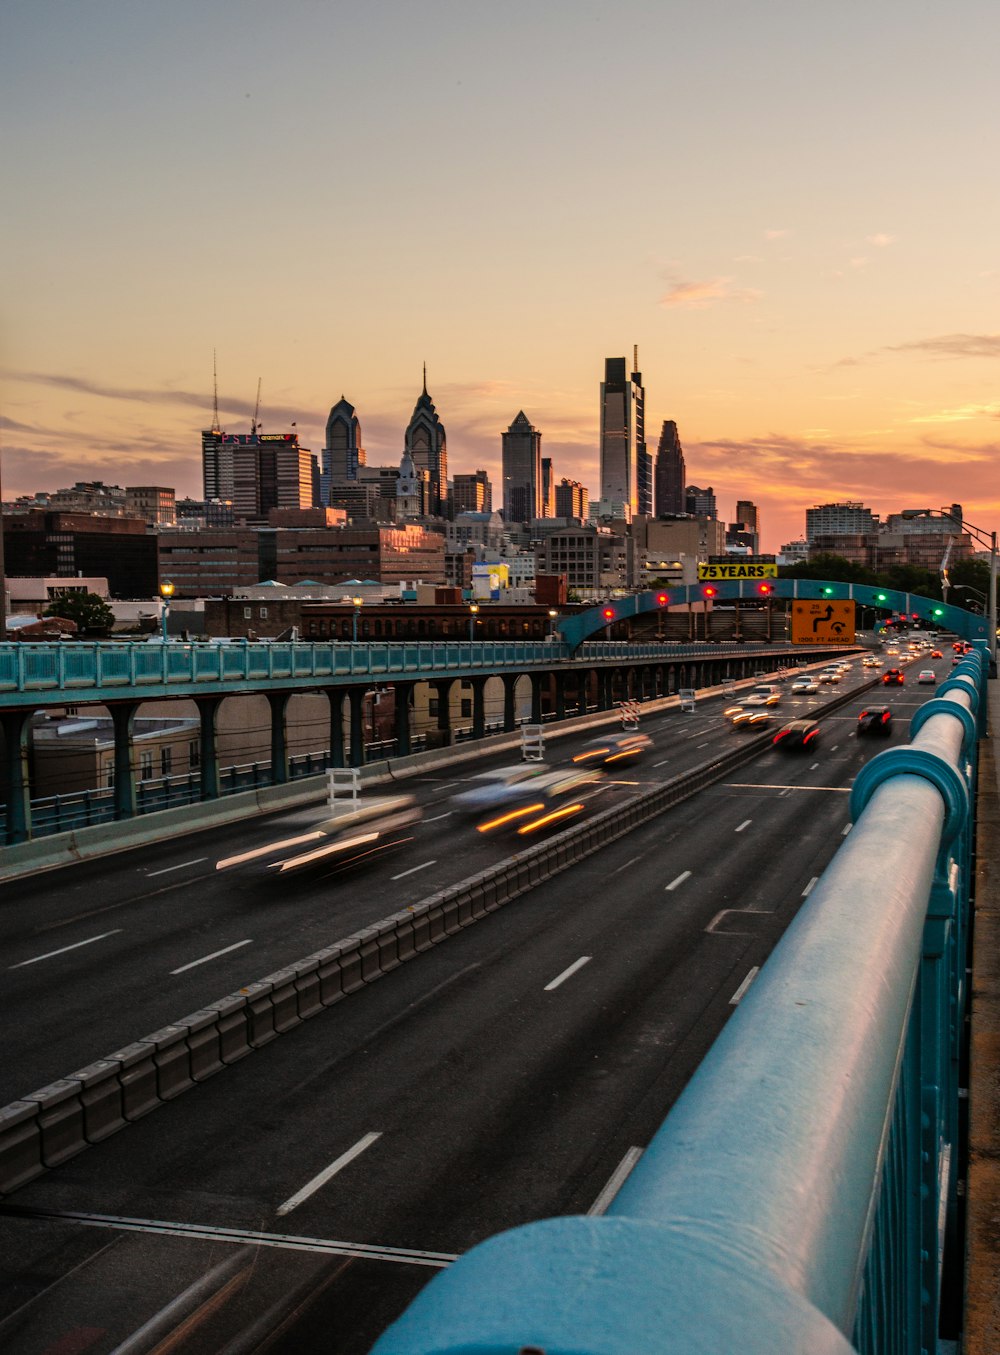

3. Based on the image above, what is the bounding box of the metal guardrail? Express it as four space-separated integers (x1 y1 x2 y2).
369 655 986 1355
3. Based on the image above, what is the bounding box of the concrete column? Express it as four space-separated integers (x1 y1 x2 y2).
348 687 366 766
502 674 519 732
394 681 414 756
267 690 291 785
471 677 487 740
111 701 139 820
529 673 544 724
1 710 32 845
432 679 454 745
554 672 567 721
327 688 345 768
196 695 223 800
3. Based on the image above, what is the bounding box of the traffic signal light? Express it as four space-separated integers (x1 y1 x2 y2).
758 582 772 595
656 592 669 607
603 607 615 621
823 586 835 596
702 585 717 600
876 592 887 603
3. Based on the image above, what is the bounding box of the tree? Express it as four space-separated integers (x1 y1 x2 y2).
44 591 116 636
778 554 877 586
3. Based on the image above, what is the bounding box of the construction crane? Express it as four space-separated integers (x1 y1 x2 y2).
251 378 262 435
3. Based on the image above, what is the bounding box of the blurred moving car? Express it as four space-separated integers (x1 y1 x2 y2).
917 669 936 684
772 718 820 750
882 668 904 685
216 795 422 877
571 731 653 766
819 668 842 684
862 656 881 668
857 705 893 736
739 685 783 707
450 764 555 815
790 677 819 693
930 649 943 658
726 707 773 730
455 765 604 837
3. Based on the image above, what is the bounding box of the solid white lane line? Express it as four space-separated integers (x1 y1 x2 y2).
11 930 122 969
277 1132 382 1217
665 871 691 891
147 858 207 877
544 956 592 991
734 819 752 833
423 813 453 823
391 860 437 880
587 1147 644 1215
729 967 760 1005
170 939 253 975
802 876 819 897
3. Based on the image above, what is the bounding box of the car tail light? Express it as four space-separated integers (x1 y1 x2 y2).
772 730 788 745
803 728 819 744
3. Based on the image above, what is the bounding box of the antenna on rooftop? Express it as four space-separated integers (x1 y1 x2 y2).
211 350 221 434
633 344 638 375
251 378 262 435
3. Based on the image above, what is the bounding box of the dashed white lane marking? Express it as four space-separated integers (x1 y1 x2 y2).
544 956 592 991
665 871 691 891
842 822 852 835
147 858 207 877
11 930 123 969
729 967 760 1005
653 758 671 767
423 812 454 823
277 1132 383 1217
735 819 752 833
588 1147 644 1215
802 876 819 897
612 854 647 875
391 860 438 880
170 939 253 975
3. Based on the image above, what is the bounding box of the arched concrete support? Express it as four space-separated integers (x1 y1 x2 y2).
432 679 454 746
470 677 488 740
326 688 345 768
111 701 139 820
394 681 414 756
195 695 223 801
267 690 291 785
1 710 32 844
348 687 366 766
530 673 544 725
502 674 519 732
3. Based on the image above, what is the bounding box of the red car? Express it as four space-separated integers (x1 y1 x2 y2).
930 649 943 658
882 668 904 685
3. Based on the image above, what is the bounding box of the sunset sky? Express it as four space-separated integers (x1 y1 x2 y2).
3 0 998 552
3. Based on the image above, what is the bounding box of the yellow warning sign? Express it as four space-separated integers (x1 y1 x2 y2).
790 599 856 645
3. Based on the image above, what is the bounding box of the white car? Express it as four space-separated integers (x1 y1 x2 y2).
740 686 782 707
917 669 937 684
790 678 819 693
819 669 842 684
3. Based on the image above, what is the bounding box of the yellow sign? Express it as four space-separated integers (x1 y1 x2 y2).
790 599 856 645
697 562 778 581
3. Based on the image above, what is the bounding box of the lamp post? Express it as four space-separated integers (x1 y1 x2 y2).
159 580 174 643
952 584 986 613
468 602 479 641
548 608 558 641
905 509 997 666
352 595 363 644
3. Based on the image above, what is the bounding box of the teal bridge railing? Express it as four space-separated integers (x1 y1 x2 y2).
372 653 986 1355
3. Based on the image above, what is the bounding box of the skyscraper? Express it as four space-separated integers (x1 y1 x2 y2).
228 433 315 521
541 458 555 517
685 485 717 519
320 397 365 505
632 349 652 516
654 420 686 516
735 499 760 552
502 411 542 523
598 355 643 521
453 470 492 514
404 367 448 516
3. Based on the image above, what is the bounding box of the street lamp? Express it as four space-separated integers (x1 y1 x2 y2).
468 602 479 641
953 584 986 613
352 595 363 643
548 608 558 641
159 580 174 643
904 509 997 667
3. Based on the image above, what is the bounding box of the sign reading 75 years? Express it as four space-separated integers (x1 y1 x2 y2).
790 599 855 645
696 562 778 581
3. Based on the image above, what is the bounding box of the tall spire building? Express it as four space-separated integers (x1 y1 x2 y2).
320 396 366 505
598 354 644 521
654 420 686 516
404 366 447 516
501 411 542 522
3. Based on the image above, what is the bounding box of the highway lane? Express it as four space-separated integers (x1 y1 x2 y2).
0 659 879 1105
0 653 947 1353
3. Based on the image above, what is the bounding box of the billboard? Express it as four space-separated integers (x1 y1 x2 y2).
790 599 855 645
697 562 778 581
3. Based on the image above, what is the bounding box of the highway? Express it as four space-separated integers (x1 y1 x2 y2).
0 646 951 1353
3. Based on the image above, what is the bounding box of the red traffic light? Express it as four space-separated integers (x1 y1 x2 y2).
656 593 669 607
603 607 615 621
758 582 772 595
703 586 717 599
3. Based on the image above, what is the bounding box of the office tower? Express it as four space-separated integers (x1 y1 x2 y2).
685 485 717 519
598 354 643 521
404 366 447 516
229 433 315 521
632 349 652 516
541 458 555 517
320 397 366 505
654 420 686 516
502 411 542 523
735 499 760 552
554 478 590 521
453 470 492 514
202 428 231 502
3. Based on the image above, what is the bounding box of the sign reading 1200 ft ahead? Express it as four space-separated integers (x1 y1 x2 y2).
697 562 778 581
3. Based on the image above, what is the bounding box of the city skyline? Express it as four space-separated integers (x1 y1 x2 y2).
3 2 998 553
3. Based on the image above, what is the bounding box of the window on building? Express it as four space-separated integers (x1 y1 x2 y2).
161 747 172 777
104 758 115 788
259 607 268 619
460 699 472 718
244 607 252 619
428 698 439 716
189 740 200 769
139 750 153 781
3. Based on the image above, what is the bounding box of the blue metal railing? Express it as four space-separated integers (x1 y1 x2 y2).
370 656 985 1355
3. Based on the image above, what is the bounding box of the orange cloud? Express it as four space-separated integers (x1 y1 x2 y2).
659 278 763 308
